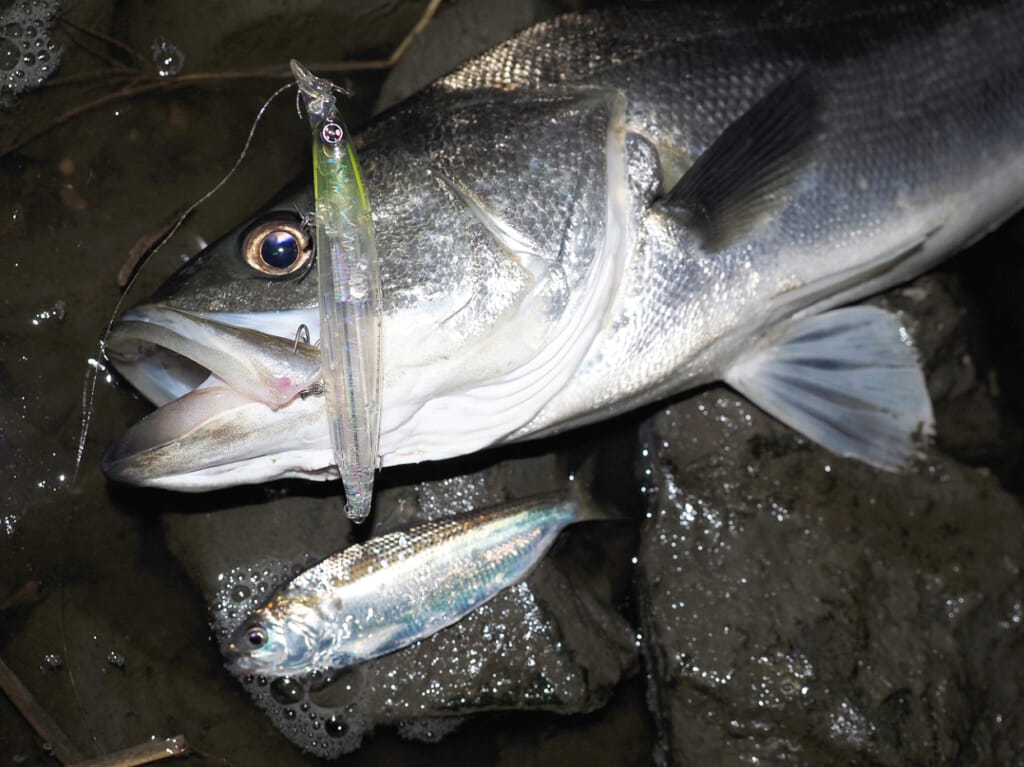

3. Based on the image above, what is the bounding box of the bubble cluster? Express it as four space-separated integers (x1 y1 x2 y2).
0 0 62 104
235 669 371 758
210 559 371 758
41 652 62 670
210 558 296 642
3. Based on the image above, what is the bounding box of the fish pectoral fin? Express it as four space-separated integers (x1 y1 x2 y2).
661 71 821 251
724 306 934 471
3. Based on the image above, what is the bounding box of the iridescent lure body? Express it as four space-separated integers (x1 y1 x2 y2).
291 59 382 522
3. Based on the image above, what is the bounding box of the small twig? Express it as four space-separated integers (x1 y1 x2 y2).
57 25 133 70
41 69 140 90
0 654 84 764
58 15 148 67
186 744 239 767
0 580 43 611
119 206 192 288
380 0 443 68
68 735 189 767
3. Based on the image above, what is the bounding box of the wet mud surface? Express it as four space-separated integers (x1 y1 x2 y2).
2 1 1024 765
637 281 1024 765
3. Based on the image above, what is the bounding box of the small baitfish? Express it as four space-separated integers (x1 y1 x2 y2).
225 492 605 676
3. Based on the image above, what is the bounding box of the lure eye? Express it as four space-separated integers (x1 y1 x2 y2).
242 218 312 277
245 625 268 648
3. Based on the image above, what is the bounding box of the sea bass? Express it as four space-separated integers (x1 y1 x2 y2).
102 3 1024 492
225 493 601 675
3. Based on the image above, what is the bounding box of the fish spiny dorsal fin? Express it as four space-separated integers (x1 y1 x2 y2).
662 71 822 251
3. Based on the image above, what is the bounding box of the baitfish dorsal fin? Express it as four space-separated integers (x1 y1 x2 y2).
662 71 822 251
724 306 934 471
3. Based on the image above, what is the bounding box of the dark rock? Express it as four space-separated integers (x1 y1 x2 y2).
635 275 1024 765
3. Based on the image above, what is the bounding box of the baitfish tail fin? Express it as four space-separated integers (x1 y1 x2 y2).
564 481 626 525
661 71 822 251
724 306 934 470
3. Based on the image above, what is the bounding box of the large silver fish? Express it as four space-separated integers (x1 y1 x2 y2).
102 3 1024 491
224 493 602 675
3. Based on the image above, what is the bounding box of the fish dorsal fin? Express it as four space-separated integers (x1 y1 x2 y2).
663 72 821 251
724 306 934 470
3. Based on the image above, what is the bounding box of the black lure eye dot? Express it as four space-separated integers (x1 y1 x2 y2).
260 230 300 269
246 626 267 647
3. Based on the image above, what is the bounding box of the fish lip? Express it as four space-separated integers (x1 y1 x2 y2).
222 642 241 668
105 305 323 408
221 640 256 674
102 304 334 489
99 384 262 486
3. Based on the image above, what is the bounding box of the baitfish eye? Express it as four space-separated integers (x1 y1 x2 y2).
245 625 268 648
242 217 312 278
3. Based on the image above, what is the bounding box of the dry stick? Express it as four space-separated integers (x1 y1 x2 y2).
58 14 148 66
118 205 191 288
0 654 191 767
0 654 84 764
2 0 442 158
0 580 43 611
67 735 189 767
56 24 136 71
380 0 443 67
41 69 139 89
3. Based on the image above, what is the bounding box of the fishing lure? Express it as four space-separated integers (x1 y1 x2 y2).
291 59 382 522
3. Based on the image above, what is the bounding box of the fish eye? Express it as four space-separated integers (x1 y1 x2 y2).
245 624 268 648
242 217 312 278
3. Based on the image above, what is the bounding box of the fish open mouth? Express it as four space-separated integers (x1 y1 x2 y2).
101 304 337 490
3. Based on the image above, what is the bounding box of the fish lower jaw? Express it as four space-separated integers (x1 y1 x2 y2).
128 450 340 492
100 372 337 490
101 304 342 488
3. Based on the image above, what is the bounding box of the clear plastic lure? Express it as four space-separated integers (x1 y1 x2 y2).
291 59 381 522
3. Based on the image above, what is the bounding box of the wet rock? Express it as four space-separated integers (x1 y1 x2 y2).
635 275 1024 765
874 273 1006 466
166 452 636 758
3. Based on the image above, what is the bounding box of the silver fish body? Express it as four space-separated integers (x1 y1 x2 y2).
225 494 597 675
103 3 1024 490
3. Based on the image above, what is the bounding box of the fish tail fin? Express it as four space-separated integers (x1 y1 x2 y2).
565 482 625 524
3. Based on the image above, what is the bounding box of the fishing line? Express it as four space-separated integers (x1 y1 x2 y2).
61 79 297 756
72 79 296 485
